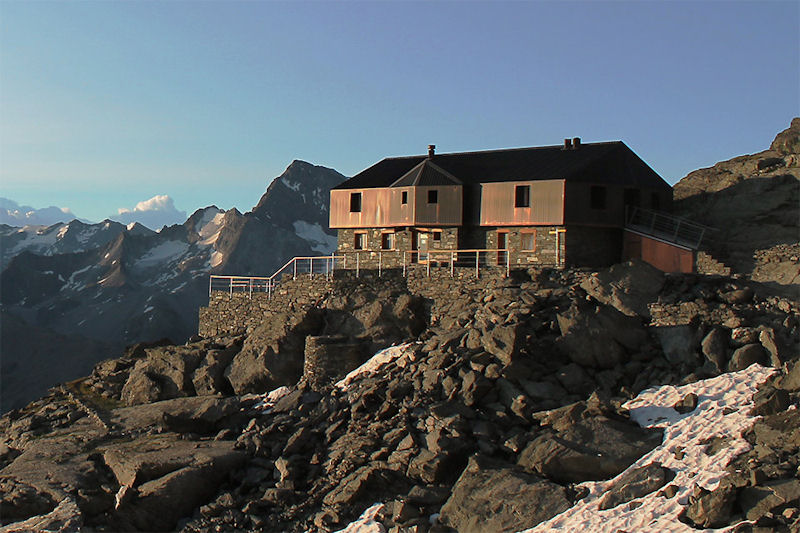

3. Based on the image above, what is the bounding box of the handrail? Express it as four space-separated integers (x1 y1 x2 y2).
625 206 716 250
208 247 514 299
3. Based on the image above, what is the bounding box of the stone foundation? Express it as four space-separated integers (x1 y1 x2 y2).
303 335 368 390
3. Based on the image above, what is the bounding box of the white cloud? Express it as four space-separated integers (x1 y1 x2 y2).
111 195 187 231
0 197 82 226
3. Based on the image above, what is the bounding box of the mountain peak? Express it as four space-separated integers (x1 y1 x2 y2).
250 161 346 229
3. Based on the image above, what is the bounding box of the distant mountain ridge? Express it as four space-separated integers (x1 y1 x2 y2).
0 197 88 227
0 160 346 412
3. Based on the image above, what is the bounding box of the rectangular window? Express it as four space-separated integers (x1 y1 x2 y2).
401 191 408 205
590 186 607 210
350 192 362 213
432 231 442 242
515 185 531 208
521 230 536 251
651 192 660 210
381 232 394 250
354 232 366 250
427 190 438 204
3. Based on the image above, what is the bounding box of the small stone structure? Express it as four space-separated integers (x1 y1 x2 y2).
303 335 366 390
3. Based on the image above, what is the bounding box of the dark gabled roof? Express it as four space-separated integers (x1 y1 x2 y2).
390 159 462 187
333 141 671 191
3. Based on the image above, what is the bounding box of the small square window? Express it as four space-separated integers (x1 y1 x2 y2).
590 186 607 210
401 191 408 205
381 232 394 250
521 231 536 251
427 190 438 204
350 192 362 213
354 232 366 250
432 232 441 242
515 185 530 208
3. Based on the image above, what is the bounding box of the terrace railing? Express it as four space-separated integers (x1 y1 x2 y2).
208 248 511 299
208 254 339 298
625 206 715 250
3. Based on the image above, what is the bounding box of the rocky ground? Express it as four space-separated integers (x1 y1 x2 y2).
674 118 800 287
1 260 798 532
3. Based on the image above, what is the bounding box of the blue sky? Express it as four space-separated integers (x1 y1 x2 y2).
1 1 798 224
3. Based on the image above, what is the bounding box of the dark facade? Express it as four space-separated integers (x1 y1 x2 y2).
330 140 673 268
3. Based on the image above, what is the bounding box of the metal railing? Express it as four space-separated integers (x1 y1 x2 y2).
209 254 339 298
335 248 510 278
625 206 715 250
208 248 512 299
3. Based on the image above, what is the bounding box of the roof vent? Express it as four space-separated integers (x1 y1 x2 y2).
563 138 572 150
572 137 581 149
428 144 435 158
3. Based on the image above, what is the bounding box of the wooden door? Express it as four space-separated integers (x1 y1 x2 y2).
497 231 508 265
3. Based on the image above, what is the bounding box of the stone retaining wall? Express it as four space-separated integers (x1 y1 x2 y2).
198 266 517 338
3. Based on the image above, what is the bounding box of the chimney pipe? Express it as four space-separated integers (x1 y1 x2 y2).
428 144 435 158
563 138 572 150
572 137 581 149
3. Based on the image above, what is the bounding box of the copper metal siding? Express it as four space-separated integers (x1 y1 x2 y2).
623 232 694 273
330 186 459 227
413 186 463 225
479 180 564 226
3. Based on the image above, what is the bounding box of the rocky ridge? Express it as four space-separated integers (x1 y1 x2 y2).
1 260 798 532
674 117 800 286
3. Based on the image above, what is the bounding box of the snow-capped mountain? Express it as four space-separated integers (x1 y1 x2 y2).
0 220 153 271
0 160 345 411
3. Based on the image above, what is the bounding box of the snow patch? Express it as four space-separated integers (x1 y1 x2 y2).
136 240 190 268
335 343 416 391
57 224 69 239
283 180 302 192
199 212 225 245
61 264 94 291
334 502 385 533
293 220 337 254
209 250 224 268
251 386 292 411
75 225 100 244
519 364 777 533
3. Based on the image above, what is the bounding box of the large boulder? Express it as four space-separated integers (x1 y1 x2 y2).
728 343 767 372
439 455 572 533
655 325 702 366
580 260 665 318
111 396 241 434
518 411 662 484
120 345 204 406
192 346 239 396
107 437 247 531
597 463 674 510
683 480 737 528
556 302 647 369
226 309 323 395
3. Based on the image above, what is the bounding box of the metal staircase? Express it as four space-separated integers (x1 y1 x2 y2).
625 206 714 250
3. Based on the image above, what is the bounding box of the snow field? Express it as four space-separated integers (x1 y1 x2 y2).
521 363 777 533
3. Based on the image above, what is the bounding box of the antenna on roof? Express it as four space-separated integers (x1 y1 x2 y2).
428 144 435 158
